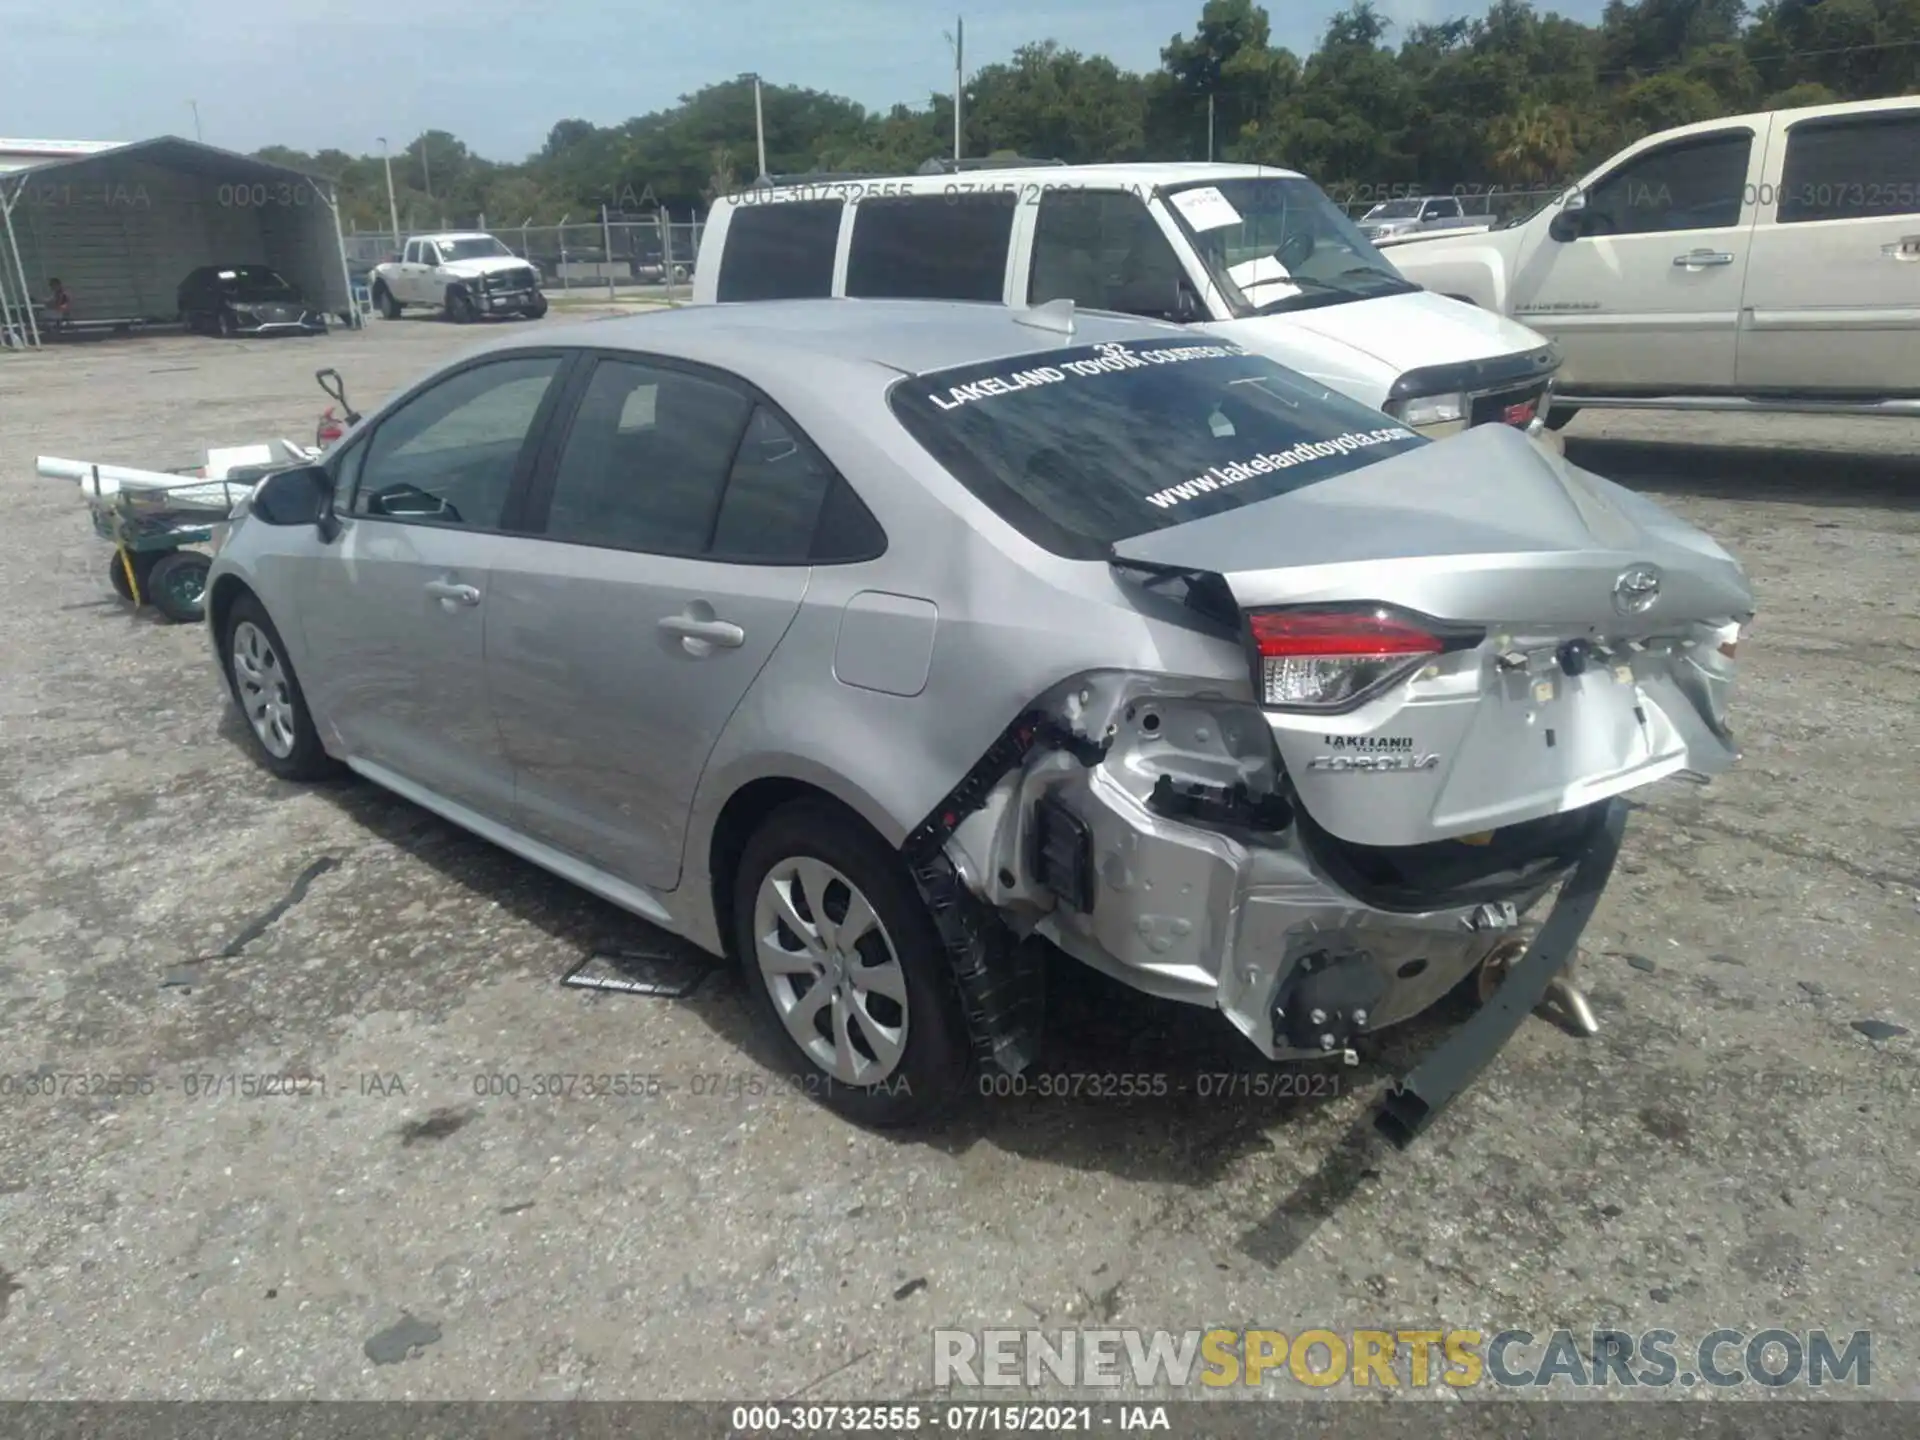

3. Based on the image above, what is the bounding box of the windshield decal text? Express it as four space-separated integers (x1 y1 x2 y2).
926 342 1249 411
1141 427 1417 510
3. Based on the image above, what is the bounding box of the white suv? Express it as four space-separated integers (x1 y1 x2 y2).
1388 96 1920 426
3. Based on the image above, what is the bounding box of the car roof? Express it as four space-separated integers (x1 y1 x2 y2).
724 160 1307 202
501 298 1200 382
419 231 493 242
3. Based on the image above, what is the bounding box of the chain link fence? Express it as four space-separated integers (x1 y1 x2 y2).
342 217 706 298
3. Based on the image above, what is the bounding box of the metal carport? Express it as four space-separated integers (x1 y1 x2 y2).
0 136 360 349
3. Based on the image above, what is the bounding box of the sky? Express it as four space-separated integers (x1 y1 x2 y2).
0 0 1610 163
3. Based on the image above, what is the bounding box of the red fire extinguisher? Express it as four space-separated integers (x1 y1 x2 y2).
316 406 345 449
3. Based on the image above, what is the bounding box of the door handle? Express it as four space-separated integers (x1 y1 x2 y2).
658 613 745 648
424 579 481 607
1883 237 1920 262
1672 250 1735 267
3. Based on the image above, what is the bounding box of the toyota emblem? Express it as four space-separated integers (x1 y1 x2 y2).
1612 565 1662 615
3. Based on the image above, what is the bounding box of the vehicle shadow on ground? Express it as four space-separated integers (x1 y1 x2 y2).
1565 434 1920 509
295 761 1446 1210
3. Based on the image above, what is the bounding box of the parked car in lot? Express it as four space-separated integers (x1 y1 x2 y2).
203 300 1751 1138
1388 95 1920 427
1355 195 1495 246
694 162 1565 440
369 231 548 323
176 265 328 337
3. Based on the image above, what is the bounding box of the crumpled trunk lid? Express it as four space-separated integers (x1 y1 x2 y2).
1110 423 1754 848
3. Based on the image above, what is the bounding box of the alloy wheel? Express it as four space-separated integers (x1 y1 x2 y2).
230 620 297 759
753 856 909 1085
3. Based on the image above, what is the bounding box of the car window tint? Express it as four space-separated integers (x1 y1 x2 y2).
1028 190 1189 320
716 200 842 301
1583 132 1751 235
889 338 1428 559
846 193 1015 301
543 359 753 553
710 406 837 561
1778 111 1920 223
350 356 562 528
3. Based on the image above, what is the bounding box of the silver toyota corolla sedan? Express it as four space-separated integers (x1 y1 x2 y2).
205 298 1753 1141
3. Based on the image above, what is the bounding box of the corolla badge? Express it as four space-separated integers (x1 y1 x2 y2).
1612 564 1662 615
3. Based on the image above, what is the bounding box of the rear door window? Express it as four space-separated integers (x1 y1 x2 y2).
889 338 1427 558
1777 110 1920 222
716 200 843 301
846 192 1016 301
538 358 753 554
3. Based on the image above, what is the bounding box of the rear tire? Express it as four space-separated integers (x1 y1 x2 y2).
146 550 211 623
375 283 402 320
222 593 339 781
732 801 972 1127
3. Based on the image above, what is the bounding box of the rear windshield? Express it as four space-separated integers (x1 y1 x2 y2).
887 338 1426 558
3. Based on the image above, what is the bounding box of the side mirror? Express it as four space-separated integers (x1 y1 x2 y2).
1110 277 1196 323
1548 188 1588 243
249 464 338 540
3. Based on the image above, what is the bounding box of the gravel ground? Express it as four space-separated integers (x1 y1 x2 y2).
0 319 1916 1405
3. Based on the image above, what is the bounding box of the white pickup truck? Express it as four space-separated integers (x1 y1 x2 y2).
1389 96 1920 428
369 231 549 324
1355 195 1496 247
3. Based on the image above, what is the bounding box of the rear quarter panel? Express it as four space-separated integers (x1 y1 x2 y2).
679 372 1250 931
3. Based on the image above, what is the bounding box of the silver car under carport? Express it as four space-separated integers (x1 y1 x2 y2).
202 297 1753 1139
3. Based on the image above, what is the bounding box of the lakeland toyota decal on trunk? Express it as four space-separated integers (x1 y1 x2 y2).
1144 427 1418 511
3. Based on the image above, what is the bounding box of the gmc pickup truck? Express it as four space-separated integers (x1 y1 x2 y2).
369 231 549 324
1390 96 1920 428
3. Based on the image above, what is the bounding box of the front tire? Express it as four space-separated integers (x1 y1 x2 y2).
222 594 339 781
522 292 548 320
733 802 971 1127
445 288 477 324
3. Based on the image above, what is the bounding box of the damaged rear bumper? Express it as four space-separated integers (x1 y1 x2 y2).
919 679 1625 1083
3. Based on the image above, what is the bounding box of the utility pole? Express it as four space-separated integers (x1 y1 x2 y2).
953 18 964 161
419 138 433 199
377 137 401 245
188 100 202 143
1207 93 1215 162
751 74 768 179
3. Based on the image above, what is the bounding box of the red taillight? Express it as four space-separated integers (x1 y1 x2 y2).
1248 607 1455 711
1249 609 1446 658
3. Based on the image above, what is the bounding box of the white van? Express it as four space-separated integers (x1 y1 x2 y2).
1388 96 1920 425
691 162 1563 440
